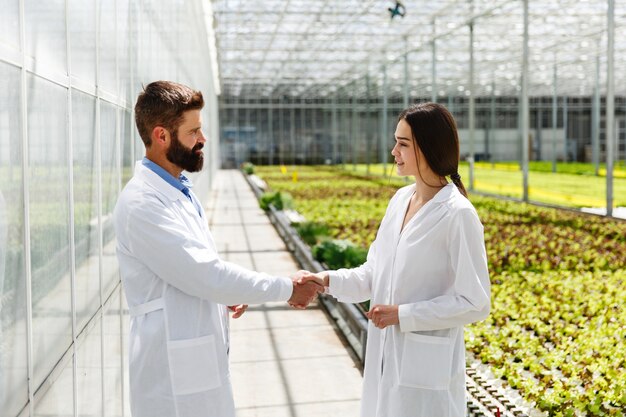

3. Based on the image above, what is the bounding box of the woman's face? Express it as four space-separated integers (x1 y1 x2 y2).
391 119 422 177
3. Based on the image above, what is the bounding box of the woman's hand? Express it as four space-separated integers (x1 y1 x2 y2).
297 271 329 287
366 304 399 329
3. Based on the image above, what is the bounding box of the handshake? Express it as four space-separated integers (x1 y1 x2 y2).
229 270 328 319
287 270 330 309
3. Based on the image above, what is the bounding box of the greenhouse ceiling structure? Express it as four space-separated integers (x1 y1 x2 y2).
211 0 625 99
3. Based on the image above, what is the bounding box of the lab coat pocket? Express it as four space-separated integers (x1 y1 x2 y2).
399 333 452 390
167 334 221 395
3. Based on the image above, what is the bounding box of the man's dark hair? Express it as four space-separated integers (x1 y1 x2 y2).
134 81 204 147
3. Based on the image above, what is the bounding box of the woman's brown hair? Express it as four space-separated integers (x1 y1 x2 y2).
398 102 468 197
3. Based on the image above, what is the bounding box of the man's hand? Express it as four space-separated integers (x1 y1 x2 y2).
228 304 248 319
366 304 399 329
288 270 324 309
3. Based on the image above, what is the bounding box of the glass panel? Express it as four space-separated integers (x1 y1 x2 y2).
76 320 103 417
0 0 20 49
25 0 67 76
135 134 145 163
0 63 28 417
121 290 131 416
69 0 96 85
103 286 123 417
121 110 133 186
100 103 117 225
100 102 119 298
98 0 117 93
72 90 100 331
33 355 74 417
102 238 118 302
117 0 130 100
28 74 72 388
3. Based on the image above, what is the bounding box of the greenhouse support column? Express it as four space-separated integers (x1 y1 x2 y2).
468 17 475 191
300 98 304 165
352 83 358 171
129 5 136 166
342 94 349 170
323 102 329 163
268 98 274 165
218 96 224 161
517 81 523 162
312 104 316 164
332 94 338 165
381 65 389 174
592 52 600 175
278 95 285 165
65 3 79 412
488 80 495 163
403 36 409 108
311 100 319 164
245 97 251 164
329 99 334 164
366 72 371 175
301 98 306 165
431 20 437 103
234 97 240 167
336 97 341 168
322 103 328 163
19 0 35 412
290 103 296 166
606 0 615 216
552 60 557 173
563 97 568 161
521 0 529 202
96 0 106 408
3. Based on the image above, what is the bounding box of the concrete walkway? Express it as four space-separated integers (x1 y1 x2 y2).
205 170 362 417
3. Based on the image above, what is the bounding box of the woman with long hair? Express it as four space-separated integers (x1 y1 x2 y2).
303 103 491 417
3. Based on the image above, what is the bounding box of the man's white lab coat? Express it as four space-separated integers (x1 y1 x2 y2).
328 183 491 417
113 162 293 417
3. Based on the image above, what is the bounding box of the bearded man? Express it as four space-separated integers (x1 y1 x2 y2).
113 81 321 417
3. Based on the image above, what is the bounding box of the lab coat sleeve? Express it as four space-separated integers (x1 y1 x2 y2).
123 197 293 306
327 187 405 303
327 237 377 303
398 207 491 332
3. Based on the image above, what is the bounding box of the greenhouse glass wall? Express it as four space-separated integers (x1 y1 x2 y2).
0 1 219 416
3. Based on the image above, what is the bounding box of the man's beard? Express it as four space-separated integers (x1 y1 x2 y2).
166 130 204 172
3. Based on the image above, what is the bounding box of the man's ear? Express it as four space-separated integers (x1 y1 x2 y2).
151 126 169 147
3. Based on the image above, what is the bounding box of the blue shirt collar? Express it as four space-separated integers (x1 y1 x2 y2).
142 157 193 195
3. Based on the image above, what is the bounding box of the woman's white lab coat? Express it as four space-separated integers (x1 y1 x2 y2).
114 162 293 417
328 183 490 417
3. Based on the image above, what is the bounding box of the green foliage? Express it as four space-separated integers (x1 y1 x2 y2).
293 221 330 245
242 162 255 175
259 191 293 211
473 195 626 273
312 239 368 270
465 269 626 415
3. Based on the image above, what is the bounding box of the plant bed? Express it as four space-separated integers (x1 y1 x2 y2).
254 165 626 417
